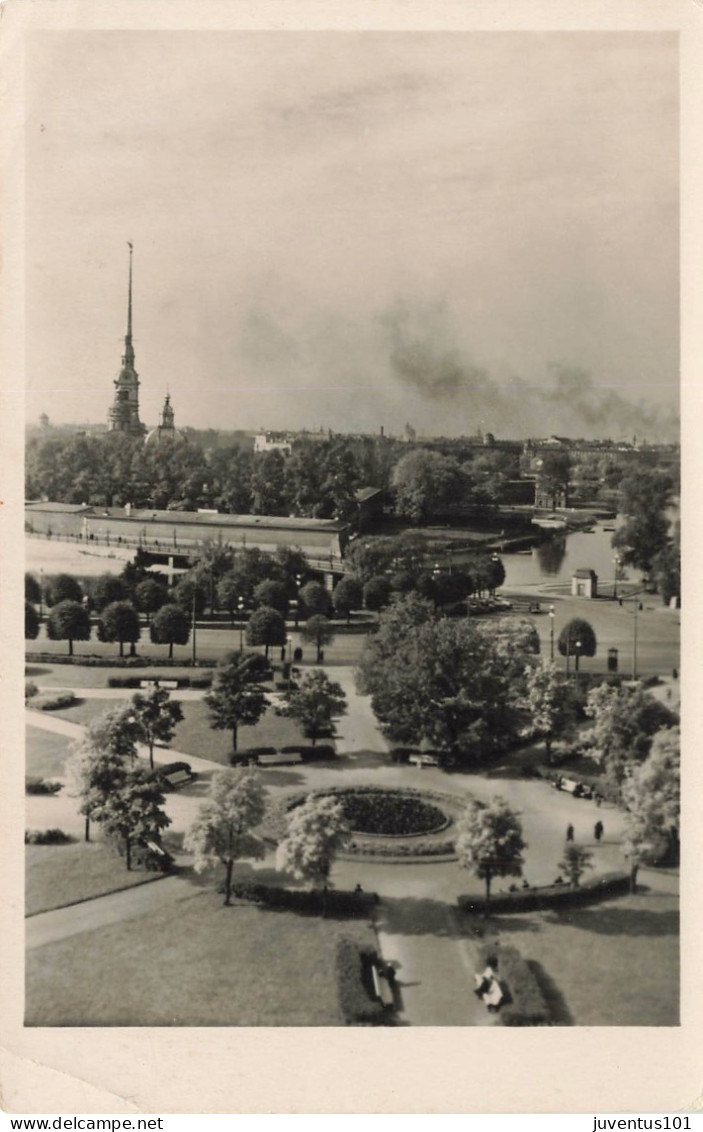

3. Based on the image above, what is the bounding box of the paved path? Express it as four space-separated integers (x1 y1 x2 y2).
326 666 389 755
26 875 197 949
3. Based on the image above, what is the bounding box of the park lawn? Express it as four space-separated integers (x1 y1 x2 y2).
26 725 74 778
171 700 310 765
26 840 167 916
46 697 117 727
485 886 679 1026
25 888 376 1026
25 661 211 690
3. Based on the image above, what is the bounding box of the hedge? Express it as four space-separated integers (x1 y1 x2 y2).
25 653 216 669
457 871 630 915
347 838 455 858
477 943 550 1026
336 939 389 1026
107 674 212 689
33 692 77 711
26 777 62 796
25 828 73 845
226 881 378 918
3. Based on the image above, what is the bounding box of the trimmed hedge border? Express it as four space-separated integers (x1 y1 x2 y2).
458 871 630 916
107 674 213 689
226 881 378 918
478 943 550 1026
33 692 77 712
25 653 216 669
26 777 62 796
25 829 73 845
336 939 389 1026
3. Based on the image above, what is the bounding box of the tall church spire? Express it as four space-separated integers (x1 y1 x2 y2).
108 242 144 435
123 240 135 368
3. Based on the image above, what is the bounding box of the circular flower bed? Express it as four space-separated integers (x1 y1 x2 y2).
280 785 466 859
336 790 448 837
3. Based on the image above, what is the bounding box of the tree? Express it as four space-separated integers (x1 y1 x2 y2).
253 578 289 616
332 576 363 623
184 768 267 905
362 576 392 611
283 669 347 745
251 449 289 515
25 601 40 640
46 600 91 656
98 600 141 657
90 574 127 612
558 843 593 888
189 539 236 612
525 661 575 760
172 574 207 617
298 580 331 618
557 618 597 671
66 706 139 841
357 604 524 764
455 796 526 907
134 578 168 624
25 573 41 604
650 531 680 605
622 725 680 886
131 687 184 770
204 652 268 753
536 451 571 509
301 614 335 663
584 683 678 792
391 449 464 524
612 469 673 575
45 573 83 606
246 605 286 659
97 769 171 870
276 795 352 915
150 602 190 658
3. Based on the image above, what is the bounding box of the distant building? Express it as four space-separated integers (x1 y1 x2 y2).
254 432 292 455
145 393 186 449
108 244 145 436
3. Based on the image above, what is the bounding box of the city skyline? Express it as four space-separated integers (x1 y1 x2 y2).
25 31 679 440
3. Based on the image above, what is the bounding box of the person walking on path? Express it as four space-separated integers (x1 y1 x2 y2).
566 823 574 842
594 820 604 842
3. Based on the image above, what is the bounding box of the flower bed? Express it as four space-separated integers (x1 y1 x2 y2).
275 786 465 859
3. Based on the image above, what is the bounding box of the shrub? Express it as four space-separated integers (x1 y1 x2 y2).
336 939 389 1026
25 777 62 796
25 828 73 845
25 681 39 700
348 838 455 858
227 881 377 918
25 653 216 669
457 871 630 915
106 674 213 689
478 943 550 1026
34 692 77 712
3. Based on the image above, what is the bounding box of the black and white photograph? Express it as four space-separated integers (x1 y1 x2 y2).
2 0 699 1116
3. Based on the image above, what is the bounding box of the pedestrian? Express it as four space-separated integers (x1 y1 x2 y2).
566 823 574 842
594 820 604 842
595 792 602 808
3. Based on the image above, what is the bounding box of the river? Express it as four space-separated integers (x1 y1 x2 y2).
500 520 630 591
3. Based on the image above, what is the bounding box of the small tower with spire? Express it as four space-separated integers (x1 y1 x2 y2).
108 242 145 435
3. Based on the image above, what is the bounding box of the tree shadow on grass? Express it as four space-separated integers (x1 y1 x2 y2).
254 768 307 787
333 751 391 769
546 903 679 938
25 666 52 677
527 959 575 1025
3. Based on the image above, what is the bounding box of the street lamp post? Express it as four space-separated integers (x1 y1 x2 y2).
39 567 44 621
574 639 582 676
238 596 245 652
191 588 197 665
549 604 555 661
613 555 621 601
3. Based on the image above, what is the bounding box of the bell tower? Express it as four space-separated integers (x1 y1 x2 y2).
108 243 145 435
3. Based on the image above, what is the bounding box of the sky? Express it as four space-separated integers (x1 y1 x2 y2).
25 30 679 441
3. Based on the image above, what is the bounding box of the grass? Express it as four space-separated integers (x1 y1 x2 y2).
25 840 167 916
25 662 206 690
26 725 73 778
171 700 312 765
25 887 376 1025
46 697 116 726
480 886 679 1026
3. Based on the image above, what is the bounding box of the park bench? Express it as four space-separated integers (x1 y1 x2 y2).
163 769 192 788
140 679 179 690
257 752 303 767
371 962 395 1008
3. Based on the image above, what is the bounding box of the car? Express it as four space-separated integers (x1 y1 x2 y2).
491 597 513 610
408 753 440 768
